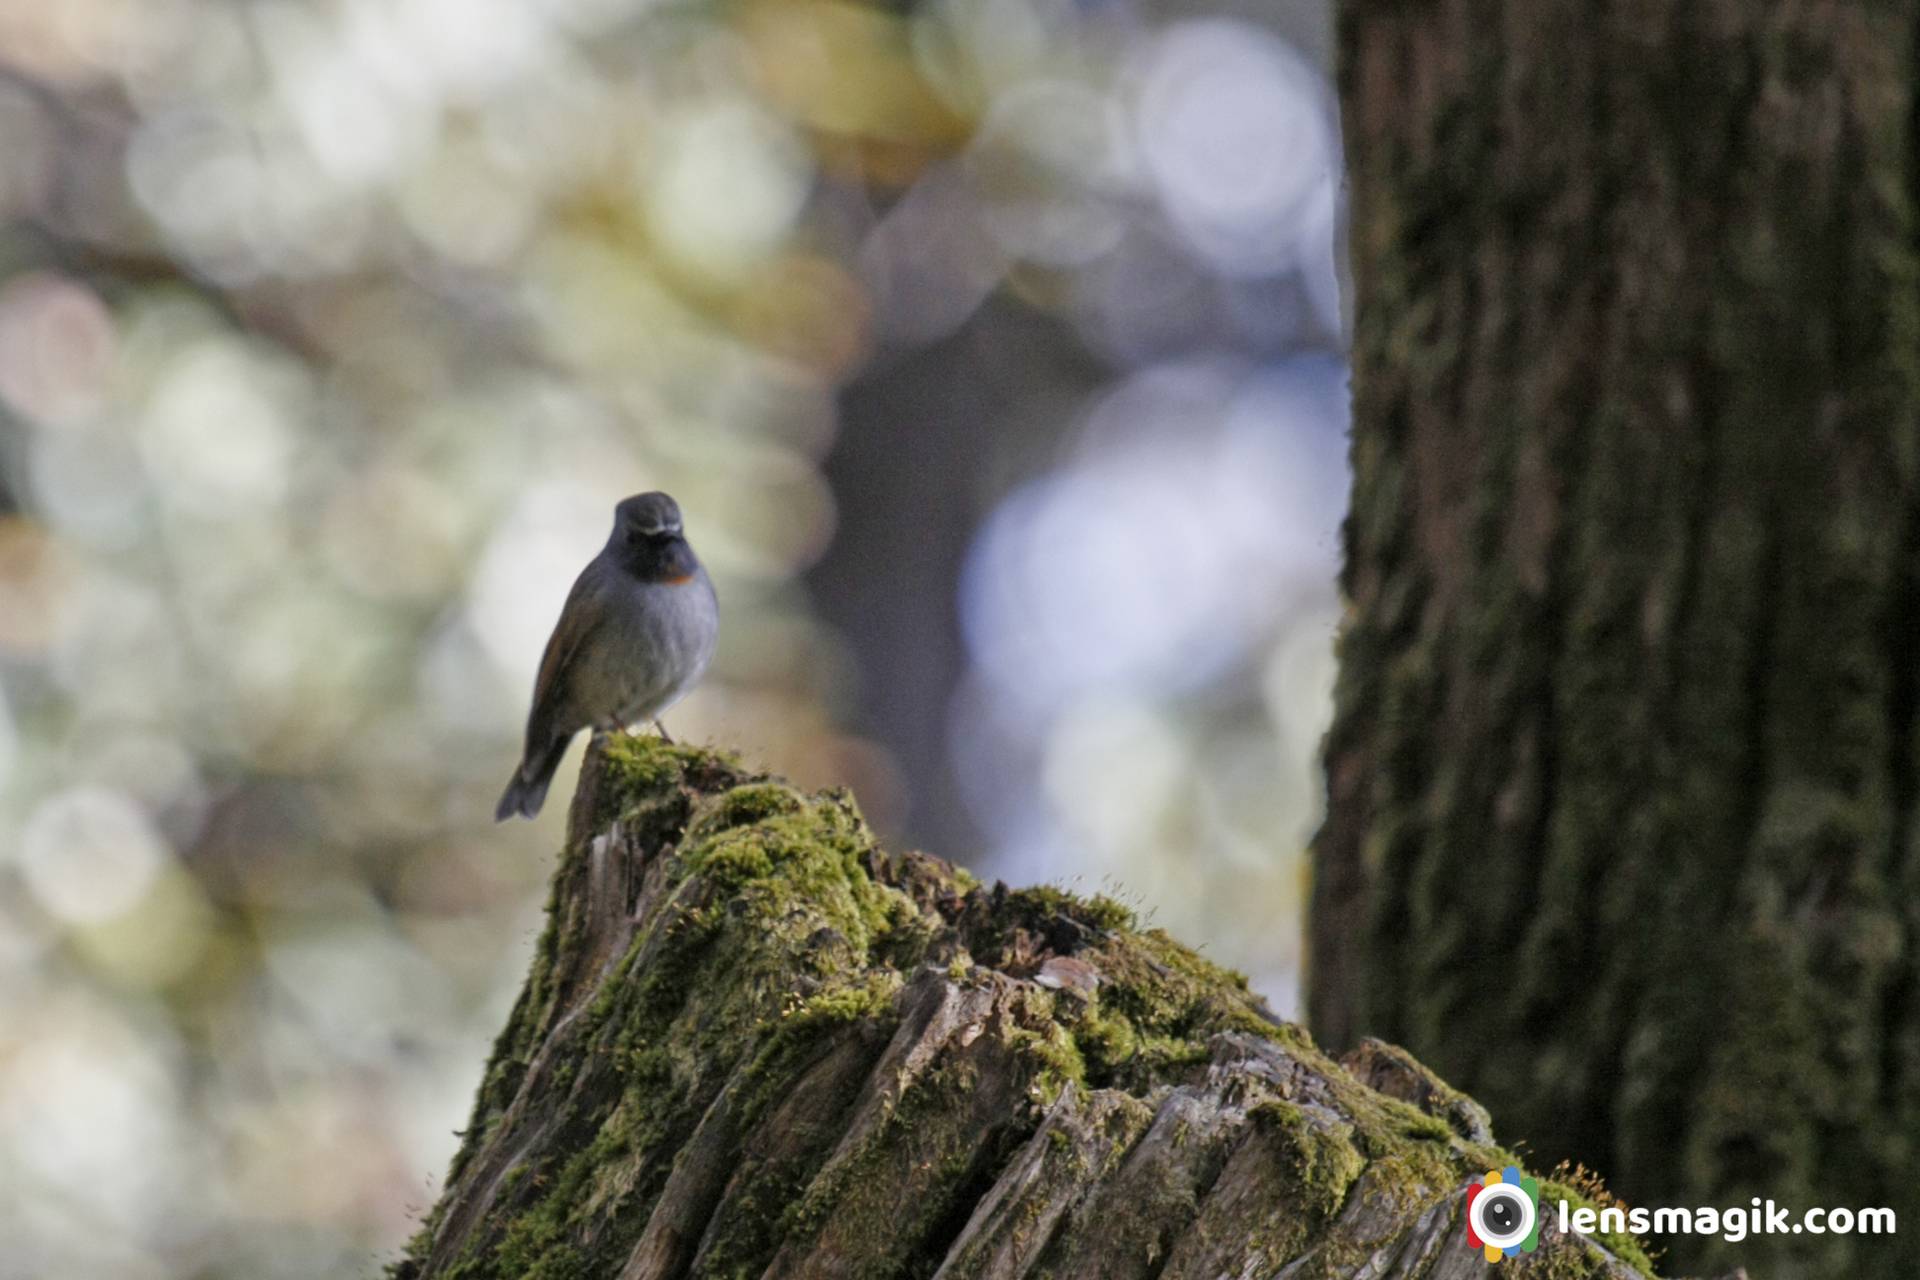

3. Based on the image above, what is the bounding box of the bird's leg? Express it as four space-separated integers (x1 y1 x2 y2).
654 719 675 744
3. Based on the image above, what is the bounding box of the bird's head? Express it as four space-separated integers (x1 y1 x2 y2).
609 491 698 581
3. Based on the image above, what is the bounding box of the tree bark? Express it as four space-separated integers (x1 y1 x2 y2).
394 737 1654 1279
1313 2 1919 1276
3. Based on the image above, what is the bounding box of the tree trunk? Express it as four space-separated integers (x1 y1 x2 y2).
394 737 1653 1279
1313 2 1919 1275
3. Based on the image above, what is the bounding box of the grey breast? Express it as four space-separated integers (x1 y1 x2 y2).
582 569 717 728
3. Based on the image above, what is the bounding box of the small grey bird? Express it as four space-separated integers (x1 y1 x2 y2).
495 491 719 821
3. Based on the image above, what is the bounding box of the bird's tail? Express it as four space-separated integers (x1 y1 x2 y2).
495 736 570 821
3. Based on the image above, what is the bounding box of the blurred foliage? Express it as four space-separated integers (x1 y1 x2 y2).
0 0 1344 1275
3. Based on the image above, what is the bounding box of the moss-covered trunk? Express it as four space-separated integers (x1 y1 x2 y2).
1313 1 1920 1275
396 737 1653 1279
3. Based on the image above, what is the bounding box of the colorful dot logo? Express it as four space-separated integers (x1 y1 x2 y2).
1465 1166 1540 1263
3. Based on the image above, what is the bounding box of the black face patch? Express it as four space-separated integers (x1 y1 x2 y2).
612 530 698 583
607 492 695 581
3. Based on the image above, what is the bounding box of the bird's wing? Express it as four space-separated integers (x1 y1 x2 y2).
525 564 606 745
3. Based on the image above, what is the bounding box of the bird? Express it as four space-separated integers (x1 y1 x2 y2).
495 491 719 821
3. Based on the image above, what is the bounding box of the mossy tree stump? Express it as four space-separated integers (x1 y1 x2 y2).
394 737 1655 1280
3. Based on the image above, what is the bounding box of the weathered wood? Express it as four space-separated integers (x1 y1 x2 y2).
394 736 1655 1279
1314 1 1920 1275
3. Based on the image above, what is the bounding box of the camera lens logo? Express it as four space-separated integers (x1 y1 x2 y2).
1464 1166 1539 1263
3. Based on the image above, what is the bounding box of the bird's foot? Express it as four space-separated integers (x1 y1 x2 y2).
654 719 675 744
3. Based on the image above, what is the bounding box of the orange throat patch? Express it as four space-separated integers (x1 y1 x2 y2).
658 573 696 586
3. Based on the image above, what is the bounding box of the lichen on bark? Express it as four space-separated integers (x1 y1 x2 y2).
393 736 1654 1279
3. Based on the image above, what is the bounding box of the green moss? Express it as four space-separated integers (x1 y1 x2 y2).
688 1024 891 1278
1007 885 1135 933
1068 927 1277 1090
675 796 898 962
1540 1178 1659 1277
1244 1100 1367 1256
601 734 686 789
1526 1243 1642 1280
780 971 901 1032
688 781 808 835
409 732 1641 1279
1395 1111 1454 1142
690 1160 816 1279
1072 1003 1139 1078
423 741 937 1278
1009 1010 1087 1104
776 1055 1016 1277
597 736 750 819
